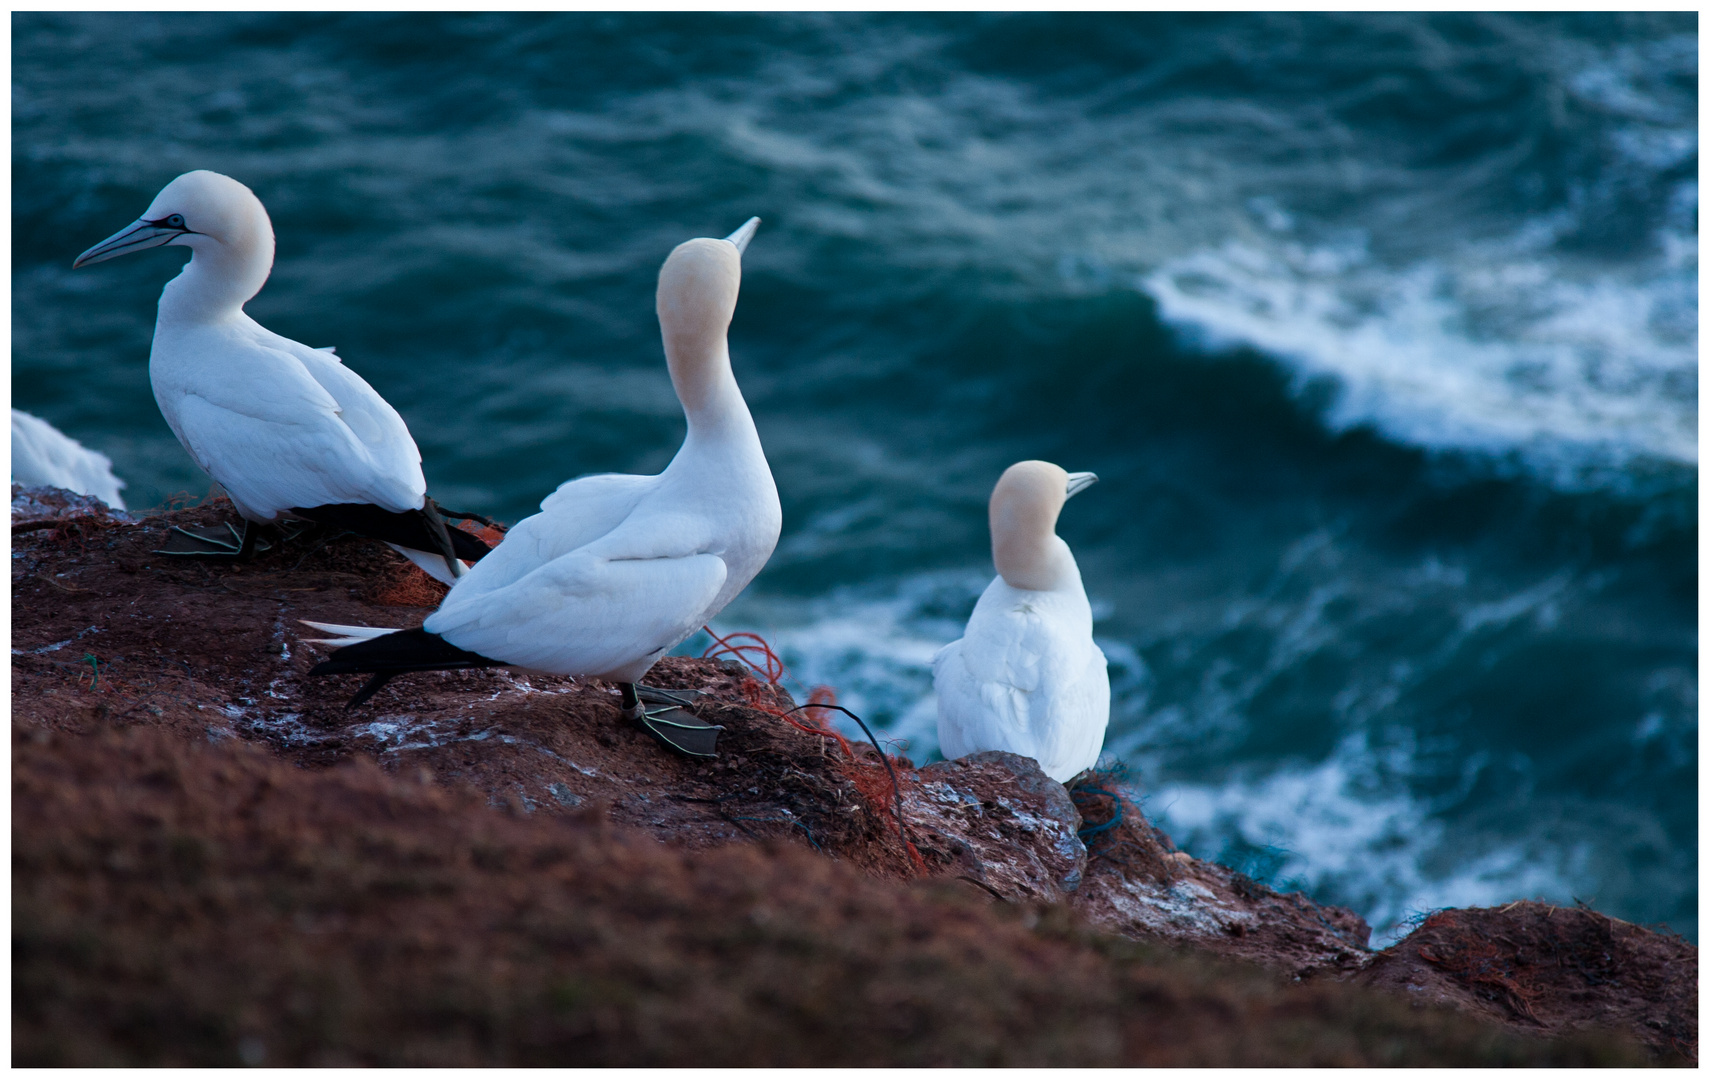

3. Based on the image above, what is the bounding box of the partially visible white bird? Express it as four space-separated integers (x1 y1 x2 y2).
933 460 1108 783
72 169 489 581
11 409 128 509
304 218 779 758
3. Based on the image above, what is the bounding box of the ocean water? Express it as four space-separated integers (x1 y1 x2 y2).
13 13 1696 943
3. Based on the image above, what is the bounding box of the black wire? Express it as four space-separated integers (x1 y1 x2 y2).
289 528 357 572
435 507 503 529
784 702 916 864
729 815 822 851
671 792 750 805
1071 784 1124 841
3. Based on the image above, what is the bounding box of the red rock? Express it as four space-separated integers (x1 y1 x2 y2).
10 489 1692 1064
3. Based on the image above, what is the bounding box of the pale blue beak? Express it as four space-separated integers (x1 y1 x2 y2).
73 219 186 268
1065 472 1099 498
724 217 760 255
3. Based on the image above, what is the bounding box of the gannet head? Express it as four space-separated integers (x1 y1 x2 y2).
990 460 1098 591
73 171 275 301
656 219 759 417
656 219 758 349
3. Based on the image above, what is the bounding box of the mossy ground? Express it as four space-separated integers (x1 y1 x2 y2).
10 494 1682 1066
14 721 1648 1067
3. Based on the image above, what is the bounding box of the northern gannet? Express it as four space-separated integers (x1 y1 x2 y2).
303 218 779 758
11 409 128 509
72 170 489 581
932 461 1108 783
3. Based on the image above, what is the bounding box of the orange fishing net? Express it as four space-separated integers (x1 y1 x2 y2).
700 625 925 872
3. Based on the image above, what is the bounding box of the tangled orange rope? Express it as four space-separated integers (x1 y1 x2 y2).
700 625 926 873
699 626 786 683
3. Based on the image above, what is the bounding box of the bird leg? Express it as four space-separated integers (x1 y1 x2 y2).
621 682 724 759
618 682 646 723
274 517 316 545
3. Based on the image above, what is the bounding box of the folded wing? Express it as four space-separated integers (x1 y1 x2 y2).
427 547 728 678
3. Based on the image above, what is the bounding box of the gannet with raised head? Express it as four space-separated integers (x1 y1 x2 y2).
72 170 490 581
303 218 779 759
932 460 1108 783
11 409 128 510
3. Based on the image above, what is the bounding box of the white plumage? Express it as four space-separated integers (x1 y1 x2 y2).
10 409 128 509
156 328 423 523
933 461 1108 783
74 170 454 578
308 218 779 686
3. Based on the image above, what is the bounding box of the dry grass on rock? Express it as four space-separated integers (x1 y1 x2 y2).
14 721 1646 1068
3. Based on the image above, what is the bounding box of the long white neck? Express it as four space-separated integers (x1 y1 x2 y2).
157 218 275 325
666 332 753 441
656 236 754 448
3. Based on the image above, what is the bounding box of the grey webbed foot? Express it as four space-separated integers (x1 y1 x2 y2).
275 517 315 544
622 683 722 758
155 520 267 559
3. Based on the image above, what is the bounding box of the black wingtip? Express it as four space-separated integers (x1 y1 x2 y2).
424 497 496 564
289 502 495 563
307 627 503 674
448 527 493 562
306 625 506 717
306 627 506 708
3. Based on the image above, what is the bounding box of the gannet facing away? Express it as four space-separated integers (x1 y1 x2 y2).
304 218 779 758
11 410 128 509
73 170 490 581
933 461 1108 783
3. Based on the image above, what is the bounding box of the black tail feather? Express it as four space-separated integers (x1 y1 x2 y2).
309 627 506 707
289 502 493 562
309 627 505 675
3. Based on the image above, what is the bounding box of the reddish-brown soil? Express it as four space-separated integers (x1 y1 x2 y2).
11 489 1692 1065
1356 903 1698 1063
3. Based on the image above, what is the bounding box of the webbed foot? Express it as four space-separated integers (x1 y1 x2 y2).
621 683 722 758
155 520 267 559
275 517 316 544
638 705 723 758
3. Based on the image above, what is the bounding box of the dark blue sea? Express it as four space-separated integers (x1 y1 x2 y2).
13 12 1697 942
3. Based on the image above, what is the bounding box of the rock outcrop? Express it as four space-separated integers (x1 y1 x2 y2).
11 487 1693 1065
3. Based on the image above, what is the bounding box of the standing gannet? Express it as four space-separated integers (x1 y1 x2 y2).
303 218 779 758
72 170 489 581
933 461 1108 783
11 410 128 509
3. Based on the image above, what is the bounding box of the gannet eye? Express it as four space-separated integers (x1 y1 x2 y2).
163 214 187 229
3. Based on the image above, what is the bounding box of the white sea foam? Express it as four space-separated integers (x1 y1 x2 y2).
682 23 1703 489
736 571 1168 774
742 520 1685 942
1143 230 1696 482
1146 732 1588 945
757 575 1577 948
725 571 984 759
1139 36 1697 486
